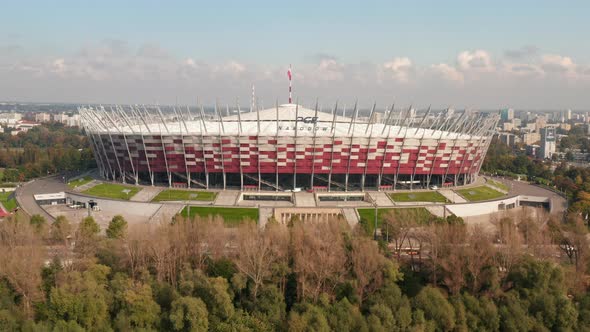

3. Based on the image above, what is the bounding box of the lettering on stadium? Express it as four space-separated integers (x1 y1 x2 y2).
278 117 333 131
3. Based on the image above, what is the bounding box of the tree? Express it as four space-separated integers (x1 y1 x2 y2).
46 264 111 330
75 216 100 256
29 214 47 234
349 235 391 304
288 303 330 332
234 223 287 298
51 215 72 245
326 298 367 332
113 281 161 330
106 215 127 239
291 218 349 302
412 286 456 331
169 296 209 332
364 282 413 331
464 226 495 293
0 218 45 318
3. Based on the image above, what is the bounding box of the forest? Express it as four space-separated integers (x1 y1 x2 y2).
0 123 95 183
1 206 590 331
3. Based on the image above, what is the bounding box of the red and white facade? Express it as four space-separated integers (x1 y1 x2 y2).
80 103 498 191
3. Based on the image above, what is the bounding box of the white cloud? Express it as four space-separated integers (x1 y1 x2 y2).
430 63 464 82
503 63 544 77
541 54 576 74
457 50 494 72
314 58 345 81
383 57 413 82
2 42 590 108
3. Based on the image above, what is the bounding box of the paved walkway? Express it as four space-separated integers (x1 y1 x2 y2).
425 205 447 218
258 207 274 227
438 189 467 203
342 208 359 227
214 191 239 206
367 192 394 206
294 192 316 207
72 180 99 192
150 203 184 224
130 186 163 202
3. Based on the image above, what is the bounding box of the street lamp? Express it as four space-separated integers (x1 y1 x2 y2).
370 195 378 240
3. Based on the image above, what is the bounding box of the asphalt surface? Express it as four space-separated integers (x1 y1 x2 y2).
16 175 69 222
493 177 567 215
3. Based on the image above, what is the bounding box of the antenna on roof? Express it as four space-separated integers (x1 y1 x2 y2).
287 65 292 104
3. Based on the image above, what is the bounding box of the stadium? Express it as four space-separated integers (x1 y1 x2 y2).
79 103 498 192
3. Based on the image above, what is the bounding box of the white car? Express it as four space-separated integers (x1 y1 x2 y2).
430 185 439 190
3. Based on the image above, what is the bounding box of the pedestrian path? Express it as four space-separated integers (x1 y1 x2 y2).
130 186 163 202
367 192 394 206
438 189 467 203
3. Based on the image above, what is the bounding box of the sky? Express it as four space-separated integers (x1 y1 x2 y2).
1 0 589 109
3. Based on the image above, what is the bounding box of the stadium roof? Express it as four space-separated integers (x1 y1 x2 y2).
80 104 497 139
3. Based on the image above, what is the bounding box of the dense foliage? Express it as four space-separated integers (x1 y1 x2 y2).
1 209 589 331
0 123 95 182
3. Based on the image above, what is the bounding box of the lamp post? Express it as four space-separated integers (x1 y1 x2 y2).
371 195 378 240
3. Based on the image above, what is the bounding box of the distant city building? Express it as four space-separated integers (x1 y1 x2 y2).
513 118 522 127
499 133 516 147
523 132 541 145
500 108 514 121
52 112 81 127
0 112 22 125
564 109 572 121
559 123 572 131
35 112 51 123
526 144 541 158
523 123 536 132
502 122 514 132
53 113 69 123
540 127 556 159
535 116 547 132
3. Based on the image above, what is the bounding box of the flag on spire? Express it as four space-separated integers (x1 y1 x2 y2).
288 65 292 104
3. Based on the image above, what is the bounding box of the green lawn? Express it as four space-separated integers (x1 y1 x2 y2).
390 191 449 203
82 183 141 200
486 179 509 191
68 176 93 189
357 207 434 235
152 189 217 202
181 206 258 226
0 191 17 211
456 186 505 202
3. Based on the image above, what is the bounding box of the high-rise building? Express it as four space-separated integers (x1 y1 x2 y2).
500 108 514 121
535 116 547 132
565 109 572 121
523 132 540 145
499 133 516 147
35 112 51 123
540 127 556 159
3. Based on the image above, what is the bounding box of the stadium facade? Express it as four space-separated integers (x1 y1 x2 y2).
80 103 498 191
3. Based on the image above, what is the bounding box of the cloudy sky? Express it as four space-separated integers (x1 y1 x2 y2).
1 0 589 109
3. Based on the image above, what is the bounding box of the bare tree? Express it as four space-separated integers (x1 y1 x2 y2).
464 226 495 293
233 222 288 298
494 216 524 276
437 224 467 295
291 217 349 302
0 217 45 318
349 235 388 304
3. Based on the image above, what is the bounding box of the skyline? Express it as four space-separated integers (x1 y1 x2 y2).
1 1 589 108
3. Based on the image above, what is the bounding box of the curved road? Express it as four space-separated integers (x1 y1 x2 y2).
16 175 69 222
494 177 567 215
